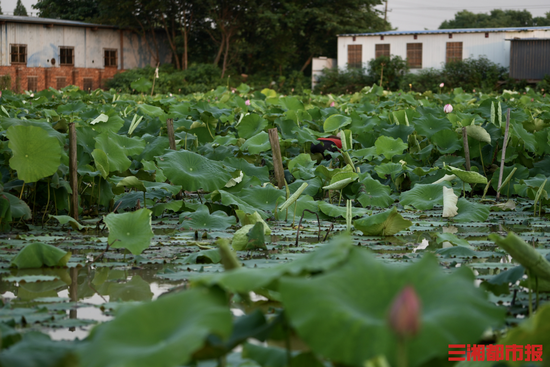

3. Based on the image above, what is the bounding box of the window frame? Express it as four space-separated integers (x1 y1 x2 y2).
10 44 27 65
446 42 463 63
104 49 118 68
375 44 390 59
406 43 423 69
59 46 75 66
347 44 362 68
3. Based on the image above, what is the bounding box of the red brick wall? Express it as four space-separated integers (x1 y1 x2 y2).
0 66 121 92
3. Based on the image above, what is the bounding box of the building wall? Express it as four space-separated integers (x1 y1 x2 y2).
0 21 171 91
337 29 550 72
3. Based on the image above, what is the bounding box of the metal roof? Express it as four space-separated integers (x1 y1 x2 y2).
506 37 550 41
0 15 116 29
339 26 550 37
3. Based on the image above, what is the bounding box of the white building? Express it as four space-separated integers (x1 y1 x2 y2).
337 26 550 80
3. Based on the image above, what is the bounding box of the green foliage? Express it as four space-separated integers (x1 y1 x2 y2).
439 9 550 29
11 243 71 269
104 209 154 255
314 67 374 95
368 55 409 90
13 0 28 16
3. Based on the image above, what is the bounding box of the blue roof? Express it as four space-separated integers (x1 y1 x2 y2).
339 26 550 37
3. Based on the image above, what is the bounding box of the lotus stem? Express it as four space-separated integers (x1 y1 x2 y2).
19 182 25 199
41 178 51 226
527 270 533 316
496 109 511 201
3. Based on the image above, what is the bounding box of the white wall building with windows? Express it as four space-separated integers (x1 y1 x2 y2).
337 27 550 75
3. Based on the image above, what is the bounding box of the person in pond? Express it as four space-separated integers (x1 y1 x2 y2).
310 134 342 160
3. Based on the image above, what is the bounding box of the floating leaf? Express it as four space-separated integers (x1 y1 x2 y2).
48 215 85 231
179 205 236 231
453 199 489 223
354 207 412 236
11 243 71 269
104 209 154 255
374 136 408 160
357 178 393 208
400 184 447 210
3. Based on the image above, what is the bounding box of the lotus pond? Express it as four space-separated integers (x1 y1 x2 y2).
0 84 549 366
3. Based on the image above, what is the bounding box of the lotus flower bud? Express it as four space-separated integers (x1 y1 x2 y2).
330 101 335 107
388 285 421 339
245 99 251 106
439 83 444 88
443 104 453 113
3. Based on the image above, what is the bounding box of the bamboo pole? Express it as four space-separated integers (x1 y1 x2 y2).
68 122 79 220
462 127 471 171
166 118 176 150
496 109 511 201
268 128 285 189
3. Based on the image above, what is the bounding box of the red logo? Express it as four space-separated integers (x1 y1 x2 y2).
448 344 543 362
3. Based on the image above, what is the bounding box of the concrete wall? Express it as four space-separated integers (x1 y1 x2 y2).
0 21 171 91
312 57 336 90
337 29 550 72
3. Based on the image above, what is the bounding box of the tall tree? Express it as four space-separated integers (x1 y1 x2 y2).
14 0 28 16
439 9 550 29
33 0 100 21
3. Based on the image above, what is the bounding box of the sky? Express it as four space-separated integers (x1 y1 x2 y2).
374 0 550 30
1 0 549 31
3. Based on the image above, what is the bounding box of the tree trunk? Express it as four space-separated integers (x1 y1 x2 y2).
214 32 226 66
300 55 313 73
160 13 180 69
221 32 231 78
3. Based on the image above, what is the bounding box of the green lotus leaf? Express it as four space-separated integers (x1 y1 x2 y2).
318 202 370 218
232 223 268 251
446 166 487 184
283 96 304 111
3 192 31 219
510 121 537 153
436 233 470 248
323 114 351 132
95 132 132 173
138 103 165 118
431 130 462 154
48 215 85 231
240 131 271 154
219 191 268 219
157 150 232 192
150 200 183 217
413 114 452 138
353 206 412 236
117 176 147 192
179 205 236 231
375 162 403 180
374 135 408 160
322 176 358 190
130 77 152 93
236 186 285 212
237 114 268 139
464 125 491 144
453 198 490 223
400 183 448 210
279 249 505 367
11 243 71 269
91 149 110 179
6 125 62 183
79 288 232 367
223 157 270 183
0 332 77 367
104 209 154 255
358 178 393 208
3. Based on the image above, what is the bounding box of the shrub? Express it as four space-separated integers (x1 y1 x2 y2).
368 55 409 90
314 67 374 95
536 74 550 93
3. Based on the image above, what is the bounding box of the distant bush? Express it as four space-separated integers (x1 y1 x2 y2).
368 55 409 90
105 63 309 95
314 66 374 95
536 74 550 93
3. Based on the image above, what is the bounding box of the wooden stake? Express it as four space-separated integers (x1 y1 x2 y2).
68 122 79 220
166 118 176 150
462 127 471 171
268 128 285 189
496 109 511 201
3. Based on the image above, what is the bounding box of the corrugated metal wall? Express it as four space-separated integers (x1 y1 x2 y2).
510 40 550 80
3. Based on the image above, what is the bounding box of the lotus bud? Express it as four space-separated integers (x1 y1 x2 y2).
245 99 251 106
388 285 421 339
443 104 453 113
330 101 335 107
439 83 444 88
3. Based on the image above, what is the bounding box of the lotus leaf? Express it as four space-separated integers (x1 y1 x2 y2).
179 205 236 231
94 132 132 173
318 201 370 218
453 199 489 223
236 114 267 139
219 191 268 219
240 131 271 154
464 125 491 144
354 207 412 236
117 176 146 192
374 135 408 160
400 183 448 210
11 243 71 269
232 223 268 251
323 114 351 132
431 130 462 154
104 209 154 255
436 233 470 248
49 215 85 230
510 121 537 153
446 166 487 184
234 210 271 235
357 178 393 208
7 125 62 183
413 114 452 138
375 162 403 180
0 332 77 367
130 77 152 93
107 275 153 302
279 249 505 367
92 149 110 179
4 192 31 219
442 186 458 218
157 150 232 192
79 288 232 367
150 200 184 217
138 103 165 118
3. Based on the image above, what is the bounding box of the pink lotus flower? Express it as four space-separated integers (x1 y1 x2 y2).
444 104 453 113
245 100 251 106
0 91 2 98
439 83 444 88
388 286 421 339
330 101 335 107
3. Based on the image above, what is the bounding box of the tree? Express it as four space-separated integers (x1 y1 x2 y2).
33 0 100 21
14 0 28 16
439 9 550 29
0 2 3 15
